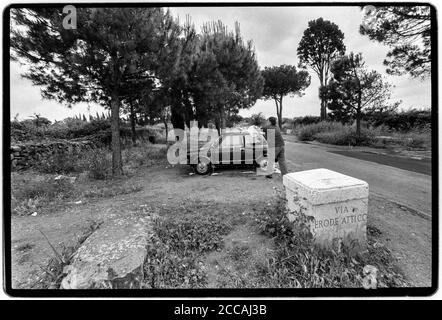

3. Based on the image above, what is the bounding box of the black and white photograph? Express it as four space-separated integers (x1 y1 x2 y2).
2 1 437 298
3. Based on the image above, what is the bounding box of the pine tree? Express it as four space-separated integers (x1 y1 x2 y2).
11 8 179 176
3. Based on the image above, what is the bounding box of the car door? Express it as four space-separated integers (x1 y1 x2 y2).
218 134 243 164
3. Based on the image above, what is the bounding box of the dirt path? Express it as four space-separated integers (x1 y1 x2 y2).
11 160 431 288
11 163 277 288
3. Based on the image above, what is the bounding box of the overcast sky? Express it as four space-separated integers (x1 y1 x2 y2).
10 5 432 121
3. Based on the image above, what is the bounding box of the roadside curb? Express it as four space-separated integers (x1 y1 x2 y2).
371 192 431 221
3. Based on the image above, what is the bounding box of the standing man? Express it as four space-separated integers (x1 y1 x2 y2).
262 116 288 178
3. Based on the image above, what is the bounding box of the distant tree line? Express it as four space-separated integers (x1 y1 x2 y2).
288 108 431 132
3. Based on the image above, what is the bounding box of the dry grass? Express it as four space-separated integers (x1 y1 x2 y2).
11 143 166 216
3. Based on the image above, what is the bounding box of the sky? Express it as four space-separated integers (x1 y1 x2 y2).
9 5 432 122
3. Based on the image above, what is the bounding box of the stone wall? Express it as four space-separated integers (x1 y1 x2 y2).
10 140 100 170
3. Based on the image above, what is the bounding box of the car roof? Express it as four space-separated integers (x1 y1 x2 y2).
221 128 263 136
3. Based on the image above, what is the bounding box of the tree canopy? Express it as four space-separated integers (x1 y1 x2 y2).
360 6 431 79
261 65 310 128
297 18 346 119
11 7 179 175
320 53 393 136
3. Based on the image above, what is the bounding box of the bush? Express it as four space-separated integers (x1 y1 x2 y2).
366 108 431 132
36 147 112 179
315 128 376 146
38 151 83 174
82 148 112 180
11 173 75 215
293 115 321 127
297 121 345 141
123 144 167 169
297 121 376 146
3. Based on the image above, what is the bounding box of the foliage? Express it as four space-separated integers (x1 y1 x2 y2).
38 151 84 174
297 121 376 146
314 128 376 146
83 148 113 180
143 213 231 288
33 221 101 289
11 173 75 216
293 116 321 127
11 7 179 176
297 17 346 119
225 113 244 128
297 121 345 141
249 112 266 127
252 191 409 288
360 6 431 79
366 108 431 132
261 65 311 128
321 52 393 136
123 143 167 164
190 21 264 130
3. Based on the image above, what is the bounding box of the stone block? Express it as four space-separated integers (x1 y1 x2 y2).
60 213 155 289
283 168 368 255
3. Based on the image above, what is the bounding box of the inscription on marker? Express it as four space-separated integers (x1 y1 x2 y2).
283 169 369 255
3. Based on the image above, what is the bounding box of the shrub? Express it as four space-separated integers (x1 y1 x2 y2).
82 148 112 180
12 174 73 201
315 128 376 146
293 115 321 127
123 144 167 169
11 173 75 215
366 108 431 132
297 121 345 141
297 121 376 146
38 151 83 174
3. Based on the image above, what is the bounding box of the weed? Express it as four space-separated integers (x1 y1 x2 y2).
142 213 231 288
82 182 143 198
251 192 409 288
32 221 101 289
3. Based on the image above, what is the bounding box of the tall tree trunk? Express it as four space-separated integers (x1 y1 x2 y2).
215 116 221 136
356 91 362 138
274 99 281 128
163 118 168 144
219 108 226 130
319 73 327 120
110 92 123 176
278 97 283 129
356 105 362 138
129 101 136 144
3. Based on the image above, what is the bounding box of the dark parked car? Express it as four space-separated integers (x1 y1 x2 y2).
188 129 268 175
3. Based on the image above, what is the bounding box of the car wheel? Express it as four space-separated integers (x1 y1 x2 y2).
195 161 211 175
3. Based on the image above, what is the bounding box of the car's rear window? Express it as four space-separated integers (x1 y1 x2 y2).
245 134 265 146
220 135 243 147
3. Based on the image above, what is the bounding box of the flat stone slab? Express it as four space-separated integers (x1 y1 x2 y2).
61 213 155 289
283 168 369 255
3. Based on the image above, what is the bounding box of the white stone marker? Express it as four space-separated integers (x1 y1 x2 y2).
283 168 369 255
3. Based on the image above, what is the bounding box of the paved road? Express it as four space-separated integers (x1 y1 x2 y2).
283 140 432 217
